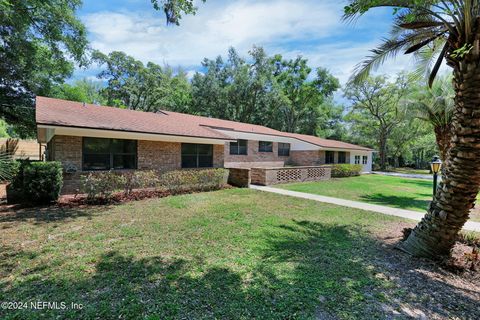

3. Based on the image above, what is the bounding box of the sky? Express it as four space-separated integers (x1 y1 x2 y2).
73 0 420 96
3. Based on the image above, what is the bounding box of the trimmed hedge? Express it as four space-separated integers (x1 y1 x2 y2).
8 161 63 204
80 168 228 203
331 164 363 177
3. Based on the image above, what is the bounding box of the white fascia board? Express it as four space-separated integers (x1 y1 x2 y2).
37 124 232 145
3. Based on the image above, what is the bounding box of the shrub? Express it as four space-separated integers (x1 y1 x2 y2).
160 168 228 192
80 171 125 202
123 170 159 195
9 161 63 204
79 168 228 204
331 164 363 177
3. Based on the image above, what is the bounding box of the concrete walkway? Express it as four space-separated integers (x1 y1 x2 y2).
372 171 433 180
249 185 480 232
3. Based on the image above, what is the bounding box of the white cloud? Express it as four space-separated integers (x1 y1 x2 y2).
83 0 341 66
79 0 447 97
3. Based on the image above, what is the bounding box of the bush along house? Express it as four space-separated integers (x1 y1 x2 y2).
35 96 374 193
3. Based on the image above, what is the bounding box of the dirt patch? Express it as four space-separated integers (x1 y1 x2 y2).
368 223 480 319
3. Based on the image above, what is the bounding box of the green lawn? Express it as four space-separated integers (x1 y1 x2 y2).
388 167 430 175
276 174 480 222
1 189 478 319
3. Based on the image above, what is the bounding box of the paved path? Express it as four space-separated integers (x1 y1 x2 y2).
372 171 433 180
249 185 480 232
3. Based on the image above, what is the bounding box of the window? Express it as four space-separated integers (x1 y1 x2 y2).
181 143 213 168
258 141 273 152
338 152 346 164
83 138 137 171
362 155 368 165
354 155 361 164
325 151 334 164
230 139 248 155
278 143 290 156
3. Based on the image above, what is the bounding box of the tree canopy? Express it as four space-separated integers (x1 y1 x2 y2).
0 0 88 137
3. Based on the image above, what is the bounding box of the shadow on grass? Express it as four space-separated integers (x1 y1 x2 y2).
359 193 431 211
1 221 479 319
0 205 95 224
398 178 434 189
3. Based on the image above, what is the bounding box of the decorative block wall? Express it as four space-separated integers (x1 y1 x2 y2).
251 166 331 185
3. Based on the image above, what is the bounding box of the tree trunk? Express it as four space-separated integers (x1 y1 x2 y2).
400 53 480 258
378 130 388 170
434 124 452 162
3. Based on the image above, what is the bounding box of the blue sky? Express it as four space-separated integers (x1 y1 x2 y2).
73 0 416 88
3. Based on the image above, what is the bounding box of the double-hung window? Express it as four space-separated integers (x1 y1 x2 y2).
230 139 248 155
325 151 334 164
362 155 368 165
258 141 273 152
354 155 361 164
83 138 137 171
278 143 290 156
181 143 213 168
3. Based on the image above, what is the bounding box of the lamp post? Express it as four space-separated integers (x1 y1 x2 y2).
430 156 442 197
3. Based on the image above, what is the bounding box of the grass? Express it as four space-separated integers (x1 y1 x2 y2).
0 190 449 318
276 174 480 222
388 167 430 175
1 189 478 319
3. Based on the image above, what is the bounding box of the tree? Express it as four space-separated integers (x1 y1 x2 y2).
93 51 192 112
387 118 425 167
315 98 347 140
191 47 340 134
151 0 206 25
0 120 9 138
344 1 480 258
344 75 408 170
405 75 454 162
271 56 340 133
50 79 107 105
0 0 88 137
191 47 280 124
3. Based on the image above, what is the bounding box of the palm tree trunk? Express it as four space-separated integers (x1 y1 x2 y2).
434 125 451 162
401 57 480 259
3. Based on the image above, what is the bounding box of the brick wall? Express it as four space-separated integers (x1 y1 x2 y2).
213 144 224 168
228 168 251 187
49 135 82 170
224 140 289 168
291 150 352 166
290 150 324 166
138 140 181 170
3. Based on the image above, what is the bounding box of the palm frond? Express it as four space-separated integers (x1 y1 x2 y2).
0 153 16 182
428 42 449 87
350 30 443 84
399 21 445 29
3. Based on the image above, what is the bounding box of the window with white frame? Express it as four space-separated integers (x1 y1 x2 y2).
362 155 368 164
354 155 361 164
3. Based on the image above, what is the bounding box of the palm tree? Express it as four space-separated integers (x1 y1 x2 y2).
405 75 454 162
344 1 480 258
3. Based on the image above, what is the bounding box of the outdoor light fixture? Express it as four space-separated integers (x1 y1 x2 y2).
430 156 442 197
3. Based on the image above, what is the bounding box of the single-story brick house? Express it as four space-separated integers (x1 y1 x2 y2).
36 96 374 182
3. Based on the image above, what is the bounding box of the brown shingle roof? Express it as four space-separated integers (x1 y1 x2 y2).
36 96 373 151
287 133 373 151
36 96 231 140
